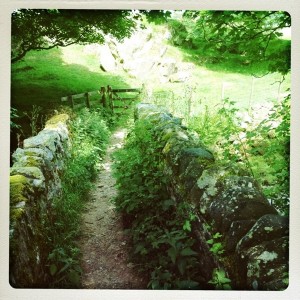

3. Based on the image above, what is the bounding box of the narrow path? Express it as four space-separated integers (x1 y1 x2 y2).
78 128 147 289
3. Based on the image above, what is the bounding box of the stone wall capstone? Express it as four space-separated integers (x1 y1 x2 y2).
135 103 289 290
9 114 70 288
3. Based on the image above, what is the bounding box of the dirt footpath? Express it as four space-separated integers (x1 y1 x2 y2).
78 128 147 289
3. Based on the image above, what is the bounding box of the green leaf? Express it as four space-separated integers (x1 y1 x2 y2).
180 247 198 256
48 252 55 260
183 220 191 232
57 261 71 275
210 242 223 254
215 269 226 280
177 280 199 289
162 199 175 211
213 232 222 239
68 270 81 286
167 247 177 264
150 279 160 289
134 243 146 254
50 264 57 276
220 277 231 284
178 258 187 275
223 283 232 290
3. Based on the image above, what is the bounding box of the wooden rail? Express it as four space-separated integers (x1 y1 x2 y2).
61 86 141 111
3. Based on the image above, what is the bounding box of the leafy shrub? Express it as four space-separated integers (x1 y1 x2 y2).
45 108 109 287
113 119 205 289
189 95 290 215
168 19 194 48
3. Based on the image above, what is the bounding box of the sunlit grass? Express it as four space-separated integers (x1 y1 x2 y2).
144 43 290 118
11 37 290 118
11 45 134 109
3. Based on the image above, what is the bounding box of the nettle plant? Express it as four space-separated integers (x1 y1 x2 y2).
112 119 203 289
190 94 290 215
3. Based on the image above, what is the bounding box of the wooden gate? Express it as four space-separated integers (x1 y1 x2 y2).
100 86 141 112
61 85 141 112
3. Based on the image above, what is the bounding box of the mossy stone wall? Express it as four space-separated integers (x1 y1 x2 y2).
135 103 288 290
9 114 70 288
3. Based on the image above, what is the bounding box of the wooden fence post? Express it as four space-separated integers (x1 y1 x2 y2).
85 92 91 109
100 86 106 107
107 85 114 112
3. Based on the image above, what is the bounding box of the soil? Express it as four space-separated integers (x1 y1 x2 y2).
78 128 148 289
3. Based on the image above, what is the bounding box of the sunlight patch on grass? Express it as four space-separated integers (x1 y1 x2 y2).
61 44 99 73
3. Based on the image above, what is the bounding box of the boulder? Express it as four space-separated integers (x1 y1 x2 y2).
225 219 256 253
24 130 62 153
10 166 45 191
208 176 277 233
169 71 190 83
98 44 116 72
236 214 289 252
12 148 54 165
159 58 178 77
239 236 289 290
235 214 289 290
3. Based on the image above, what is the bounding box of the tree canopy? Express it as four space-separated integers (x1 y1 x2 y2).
11 9 139 63
12 9 291 75
170 11 291 75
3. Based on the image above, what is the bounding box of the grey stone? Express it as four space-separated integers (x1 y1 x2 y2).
10 166 45 191
236 214 289 252
240 236 289 290
98 44 116 72
12 147 54 164
135 103 288 291
209 176 277 232
225 219 256 253
24 130 61 153
169 71 190 83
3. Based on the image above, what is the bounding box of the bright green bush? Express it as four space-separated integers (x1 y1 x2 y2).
45 108 110 287
112 119 204 289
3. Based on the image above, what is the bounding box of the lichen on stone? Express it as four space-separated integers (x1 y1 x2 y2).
257 251 278 263
264 226 274 232
197 170 218 196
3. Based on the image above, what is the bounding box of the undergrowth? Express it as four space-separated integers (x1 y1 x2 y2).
189 94 290 215
112 119 207 289
45 108 110 287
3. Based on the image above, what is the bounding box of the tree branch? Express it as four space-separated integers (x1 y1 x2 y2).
11 39 80 63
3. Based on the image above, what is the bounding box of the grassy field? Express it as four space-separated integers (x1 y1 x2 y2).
11 45 136 111
10 45 138 154
11 33 291 137
142 43 290 120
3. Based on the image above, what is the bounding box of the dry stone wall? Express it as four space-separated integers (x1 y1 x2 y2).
9 114 70 287
135 103 289 290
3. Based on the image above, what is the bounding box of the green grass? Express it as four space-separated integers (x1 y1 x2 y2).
142 37 291 119
11 45 136 110
11 30 291 136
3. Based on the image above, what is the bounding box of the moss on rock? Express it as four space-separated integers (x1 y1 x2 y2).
10 175 32 205
10 175 33 222
45 113 69 125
